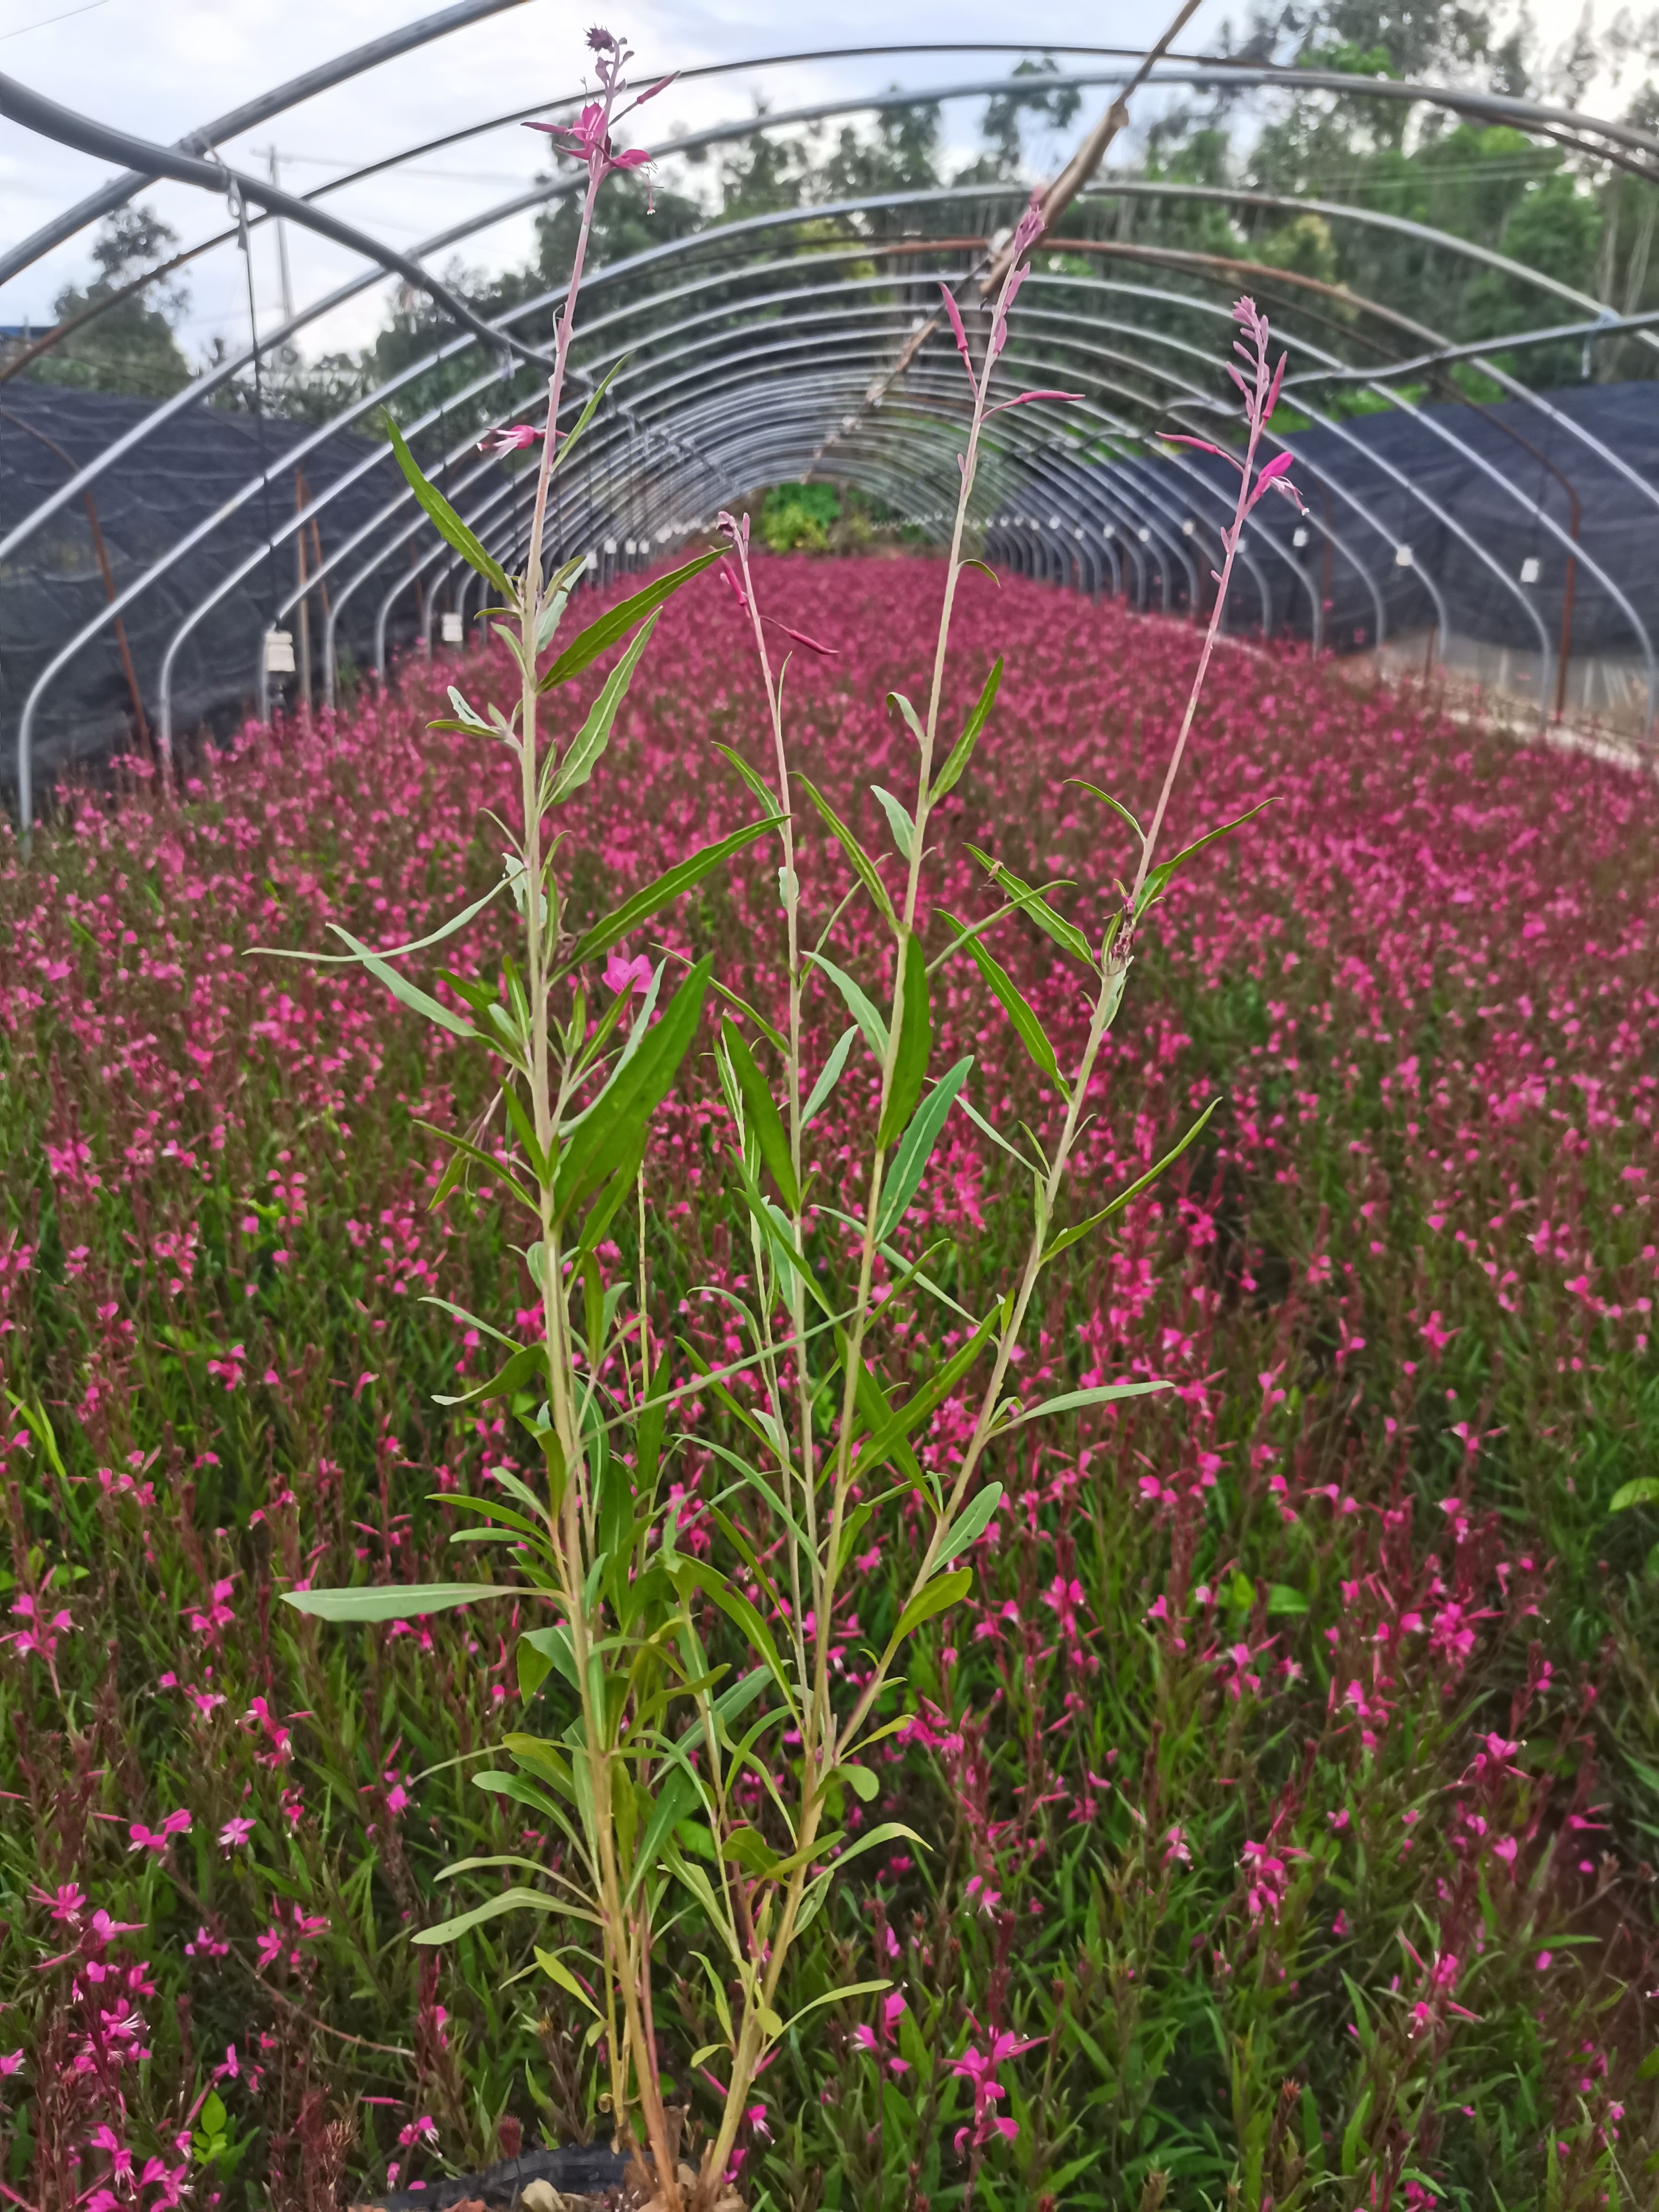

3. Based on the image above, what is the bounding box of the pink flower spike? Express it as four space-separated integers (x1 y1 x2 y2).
720 561 749 611
1264 350 1288 423
1163 433 1246 475
1010 188 1046 262
985 388 1083 418
769 619 839 657
938 282 974 378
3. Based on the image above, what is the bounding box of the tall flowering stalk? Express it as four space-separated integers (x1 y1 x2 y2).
692 250 1304 2186
275 54 1302 2194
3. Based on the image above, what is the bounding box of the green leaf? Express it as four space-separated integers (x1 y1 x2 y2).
553 960 710 1223
559 819 781 975
966 845 1094 969
878 1056 972 1239
1135 800 1274 919
670 1557 800 1724
777 1977 893 2044
552 353 628 475
1042 1100 1219 1265
936 1481 1003 1563
624 1767 699 1905
1067 778 1144 851
283 1582 505 1621
857 1314 998 1479
1610 1477 1659 1513
412 1886 560 1946
886 691 926 746
955 926 1064 1094
385 413 514 601
433 1338 548 1409
802 1024 858 1129
535 1946 604 2015
250 873 513 967
800 778 896 929
722 1019 799 1213
540 551 720 689
889 1567 972 1649
806 952 889 1060
931 655 1002 802
709 972 787 1057
1002 1381 1169 1427
324 927 477 1039
870 786 915 861
711 741 781 817
877 936 931 1150
1267 1584 1309 1617
547 612 659 803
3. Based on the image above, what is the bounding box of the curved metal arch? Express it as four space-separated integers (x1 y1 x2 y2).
0 0 529 289
472 356 1291 642
12 127 1650 581
35 184 1587 800
0 71 552 373
12 48 1659 827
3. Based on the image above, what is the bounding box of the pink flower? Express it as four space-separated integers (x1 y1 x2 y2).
218 1815 255 1852
950 2023 1042 2153
0 2051 24 2077
478 423 545 457
604 949 653 995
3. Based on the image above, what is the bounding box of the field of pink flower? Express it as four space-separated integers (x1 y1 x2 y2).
2 556 1658 2212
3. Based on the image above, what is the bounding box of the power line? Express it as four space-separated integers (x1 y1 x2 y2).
1 0 111 40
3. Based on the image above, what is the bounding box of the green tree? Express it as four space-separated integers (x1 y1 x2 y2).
25 206 193 402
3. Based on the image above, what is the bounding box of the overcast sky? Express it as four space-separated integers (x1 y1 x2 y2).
0 0 1626 366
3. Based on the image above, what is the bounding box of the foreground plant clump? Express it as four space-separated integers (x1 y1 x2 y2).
2 554 1659 2209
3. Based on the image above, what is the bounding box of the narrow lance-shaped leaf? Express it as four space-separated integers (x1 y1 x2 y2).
876 935 931 1151
550 352 628 477
936 1481 1003 1563
1001 1380 1169 1427
802 1024 858 1129
1042 1099 1220 1266
805 952 888 1060
931 654 1003 802
325 927 477 1040
412 1887 562 1947
1135 800 1274 920
721 1018 800 1214
554 959 711 1223
870 786 915 862
251 873 514 966
284 1583 508 1622
966 845 1095 969
950 924 1064 1095
878 1055 973 1240
385 413 513 601
558 819 781 975
540 551 720 689
546 611 659 805
855 1311 998 1479
799 778 897 929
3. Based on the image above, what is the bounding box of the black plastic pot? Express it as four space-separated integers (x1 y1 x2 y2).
356 2144 630 2212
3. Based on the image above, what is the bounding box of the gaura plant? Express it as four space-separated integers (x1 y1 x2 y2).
276 32 1303 2204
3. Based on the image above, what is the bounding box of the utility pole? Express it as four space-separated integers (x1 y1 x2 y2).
264 145 295 327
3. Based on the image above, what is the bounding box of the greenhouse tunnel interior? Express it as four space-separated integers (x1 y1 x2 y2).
5 32 1659 825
